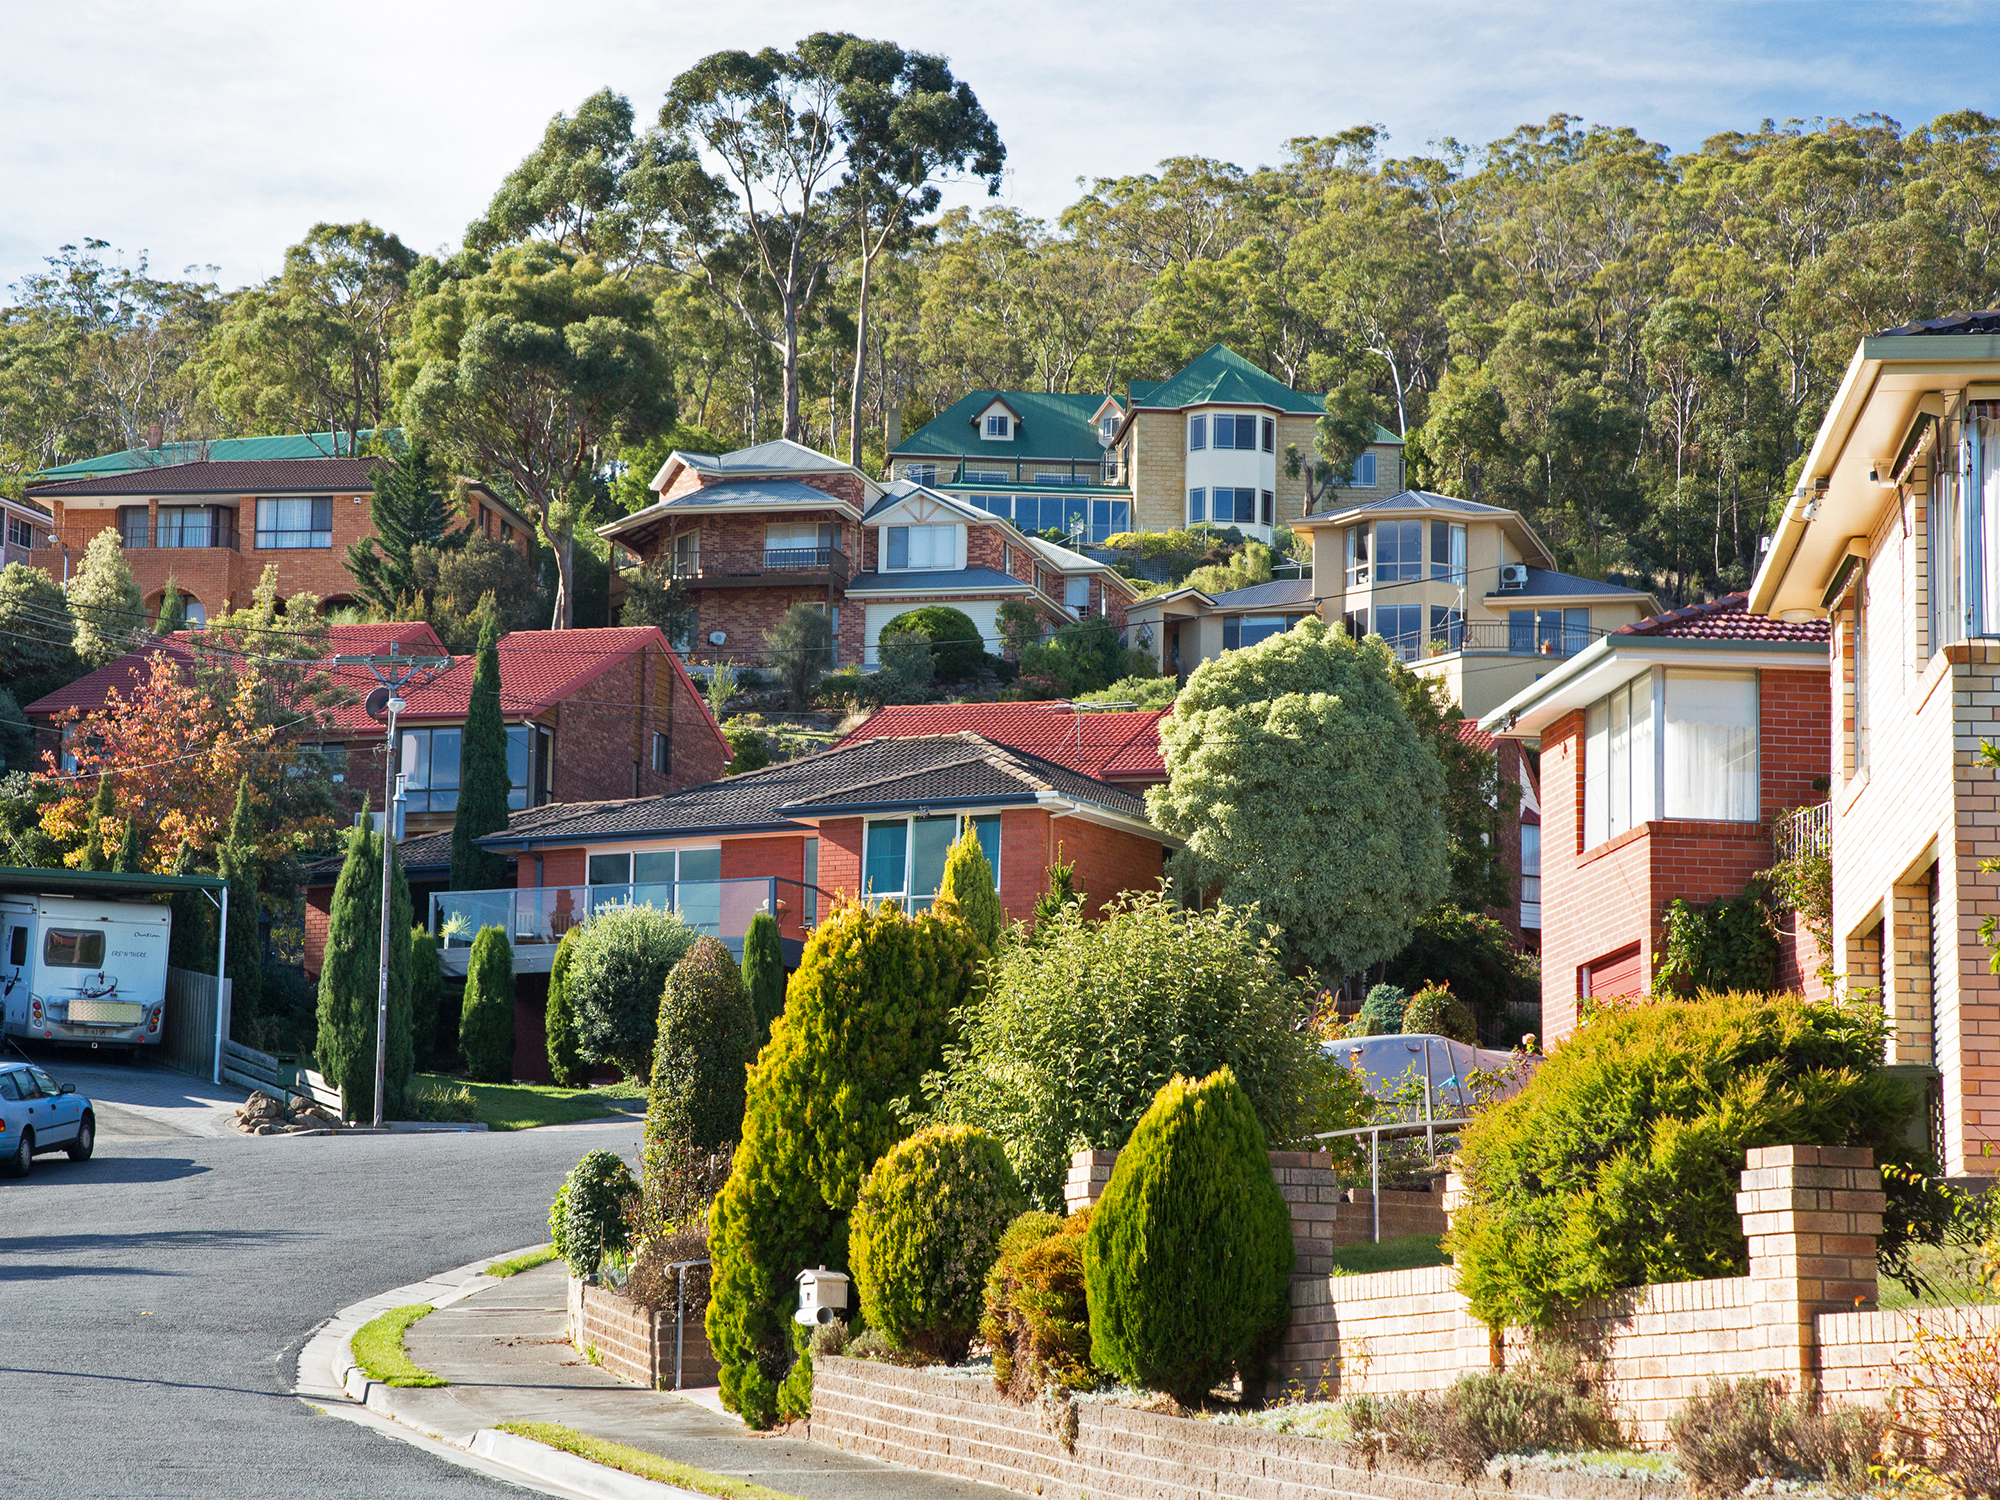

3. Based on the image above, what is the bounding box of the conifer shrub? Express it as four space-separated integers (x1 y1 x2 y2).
934 827 1003 954
739 911 785 1045
1448 993 1919 1330
1402 983 1476 1043
1083 1067 1294 1407
459 925 516 1083
314 818 414 1120
880 605 984 682
849 1125 1024 1364
560 1148 638 1277
566 903 697 1076
1360 984 1408 1035
409 927 442 1070
647 936 758 1154
545 927 588 1088
706 899 977 1428
982 1208 1098 1400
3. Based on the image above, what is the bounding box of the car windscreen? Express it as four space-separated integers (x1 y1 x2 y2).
43 929 105 967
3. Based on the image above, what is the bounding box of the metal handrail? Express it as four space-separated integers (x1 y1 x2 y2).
668 1257 711 1390
1311 1117 1476 1244
1773 802 1830 861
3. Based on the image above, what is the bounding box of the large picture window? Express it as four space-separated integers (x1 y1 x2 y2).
1585 670 1756 847
255 496 333 549
1375 520 1421 582
584 846 724 932
863 814 1001 908
1430 521 1467 583
884 524 956 570
402 723 549 814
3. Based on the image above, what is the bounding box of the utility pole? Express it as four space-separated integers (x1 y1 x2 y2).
334 645 452 1128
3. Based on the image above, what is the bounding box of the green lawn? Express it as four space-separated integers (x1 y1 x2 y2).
1879 1242 2000 1312
485 1245 558 1278
498 1423 806 1500
1329 1234 1450 1276
352 1304 446 1388
412 1073 645 1132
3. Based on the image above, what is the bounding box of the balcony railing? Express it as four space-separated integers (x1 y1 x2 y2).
65 520 240 554
429 877 824 953
1773 802 1830 862
1391 619 1602 664
661 547 849 588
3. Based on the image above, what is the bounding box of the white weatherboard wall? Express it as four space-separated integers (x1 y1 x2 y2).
864 599 1001 666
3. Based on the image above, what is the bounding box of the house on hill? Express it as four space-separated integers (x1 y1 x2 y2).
835 700 1169 790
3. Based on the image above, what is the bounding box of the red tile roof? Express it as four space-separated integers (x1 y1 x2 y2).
838 702 1169 783
29 457 386 497
1613 593 1829 644
1456 720 1497 753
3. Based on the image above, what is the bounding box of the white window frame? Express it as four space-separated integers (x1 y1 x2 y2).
1583 668 1759 848
883 523 958 571
983 412 1011 440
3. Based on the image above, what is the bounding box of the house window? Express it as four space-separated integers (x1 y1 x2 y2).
1065 575 1090 612
1375 604 1423 661
1261 416 1275 453
1519 823 1542 915
906 463 937 485
1260 490 1273 527
1345 526 1369 586
1188 488 1207 524
1429 605 1464 651
1583 670 1755 843
1222 614 1291 651
864 813 1001 907
1002 542 1013 575
503 724 550 809
1207 487 1257 525
1508 608 1589 656
157 505 221 548
1375 520 1421 581
803 836 819 904
1210 413 1257 450
963 468 1007 483
765 520 835 566
256 496 333 549
117 506 148 548
1583 674 1655 847
1355 453 1378 487
1100 414 1119 443
651 731 670 774
1342 609 1367 639
885 524 956 570
1187 415 1206 452
983 412 1011 439
399 726 462 814
6 516 33 549
1090 499 1130 541
1431 522 1467 583
586 846 724 930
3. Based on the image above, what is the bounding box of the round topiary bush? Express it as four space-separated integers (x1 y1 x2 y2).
982 1207 1098 1399
1083 1067 1294 1407
1403 983 1476 1043
850 1124 1025 1363
647 935 758 1154
1449 992 1919 1330
882 605 985 682
1360 983 1408 1035
559 1148 637 1277
565 903 697 1077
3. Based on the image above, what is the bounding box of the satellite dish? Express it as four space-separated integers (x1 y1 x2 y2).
365 686 392 721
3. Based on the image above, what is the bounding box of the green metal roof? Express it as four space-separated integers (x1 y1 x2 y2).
1131 345 1326 416
0 865 226 896
36 429 395 480
896 391 1108 463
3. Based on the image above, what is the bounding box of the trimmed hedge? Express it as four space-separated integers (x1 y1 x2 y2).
566 903 697 1077
850 1125 1024 1363
646 935 758 1154
740 911 785 1045
705 898 978 1427
882 605 985 682
1084 1068 1294 1407
459 925 515 1083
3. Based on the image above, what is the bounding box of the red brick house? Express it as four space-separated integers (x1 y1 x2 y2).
1482 594 1832 1042
836 701 1170 789
597 439 1141 670
24 453 532 625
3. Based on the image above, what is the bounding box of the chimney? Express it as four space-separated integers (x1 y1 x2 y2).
883 408 902 450
145 424 163 451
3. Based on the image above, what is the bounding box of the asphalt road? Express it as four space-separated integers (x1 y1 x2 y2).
1 1057 640 1499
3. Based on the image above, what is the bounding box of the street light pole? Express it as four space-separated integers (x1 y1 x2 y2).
373 694 406 1130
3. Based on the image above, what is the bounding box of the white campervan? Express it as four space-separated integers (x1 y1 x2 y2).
0 894 171 1050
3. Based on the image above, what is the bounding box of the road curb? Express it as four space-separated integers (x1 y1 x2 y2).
295 1248 710 1500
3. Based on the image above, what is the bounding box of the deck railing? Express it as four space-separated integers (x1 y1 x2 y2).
430 877 822 951
1773 802 1831 862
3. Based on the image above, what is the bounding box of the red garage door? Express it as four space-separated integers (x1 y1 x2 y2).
1582 944 1643 1000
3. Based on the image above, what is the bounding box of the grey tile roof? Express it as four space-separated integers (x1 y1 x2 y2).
1321 488 1513 518
307 826 460 885
843 567 1030 593
1874 310 2000 337
683 438 854 474
1205 577 1316 610
649 478 853 510
477 733 1149 848
1485 567 1651 600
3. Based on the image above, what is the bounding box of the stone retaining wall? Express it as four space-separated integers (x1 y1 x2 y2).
811 1355 1673 1500
566 1274 718 1390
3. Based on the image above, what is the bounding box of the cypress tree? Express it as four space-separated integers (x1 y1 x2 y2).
111 818 140 873
739 911 785 1045
409 926 442 1071
450 597 510 891
459 924 516 1082
545 926 588 1088
155 577 187 634
314 812 414 1121
647 935 757 1154
218 777 263 1036
935 828 1003 953
345 439 464 614
79 777 114 871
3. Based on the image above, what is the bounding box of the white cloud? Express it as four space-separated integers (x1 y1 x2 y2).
2 0 1994 292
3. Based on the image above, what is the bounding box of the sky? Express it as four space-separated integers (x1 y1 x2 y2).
2 0 1996 294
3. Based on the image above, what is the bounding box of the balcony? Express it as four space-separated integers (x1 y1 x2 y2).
428 878 822 974
1389 619 1598 665
1773 802 1830 861
58 518 240 554
663 547 849 590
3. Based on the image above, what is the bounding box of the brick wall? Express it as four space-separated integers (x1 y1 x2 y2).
1047 815 1168 919
566 1274 718 1390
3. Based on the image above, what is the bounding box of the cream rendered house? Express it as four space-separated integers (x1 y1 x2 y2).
1748 310 2000 1182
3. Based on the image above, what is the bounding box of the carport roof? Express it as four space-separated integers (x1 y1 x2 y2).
0 865 226 896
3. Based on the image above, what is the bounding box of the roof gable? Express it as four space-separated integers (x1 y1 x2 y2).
1132 344 1326 417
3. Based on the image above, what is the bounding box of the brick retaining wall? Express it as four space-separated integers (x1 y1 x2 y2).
1816 1303 2000 1401
811 1356 1674 1500
566 1274 718 1390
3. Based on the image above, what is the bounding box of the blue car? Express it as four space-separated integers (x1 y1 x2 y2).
0 1059 94 1176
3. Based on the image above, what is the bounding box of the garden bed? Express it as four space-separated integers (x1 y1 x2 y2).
809 1356 1675 1500
566 1273 718 1391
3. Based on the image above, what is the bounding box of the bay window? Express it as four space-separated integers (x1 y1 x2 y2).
1375 604 1423 661
1375 520 1421 582
1187 415 1206 451
1584 669 1757 847
863 814 1001 908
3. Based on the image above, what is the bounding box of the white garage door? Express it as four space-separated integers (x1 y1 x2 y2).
863 599 1003 665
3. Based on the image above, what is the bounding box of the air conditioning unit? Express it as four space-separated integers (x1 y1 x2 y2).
1499 564 1529 591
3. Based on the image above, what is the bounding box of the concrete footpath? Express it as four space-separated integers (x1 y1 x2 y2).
297 1252 1011 1500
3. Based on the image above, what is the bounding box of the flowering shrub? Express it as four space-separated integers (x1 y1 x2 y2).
850 1124 1024 1364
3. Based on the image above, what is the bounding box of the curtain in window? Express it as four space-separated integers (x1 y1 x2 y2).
909 816 957 908
1584 673 1653 845
966 815 1000 884
1663 673 1757 821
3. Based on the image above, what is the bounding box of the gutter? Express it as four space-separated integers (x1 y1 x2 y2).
1478 635 1827 737
476 817 806 852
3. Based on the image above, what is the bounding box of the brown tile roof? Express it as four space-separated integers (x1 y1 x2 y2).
1612 593 1829 645
28 457 384 497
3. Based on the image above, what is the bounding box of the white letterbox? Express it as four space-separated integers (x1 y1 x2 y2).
795 1266 850 1326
